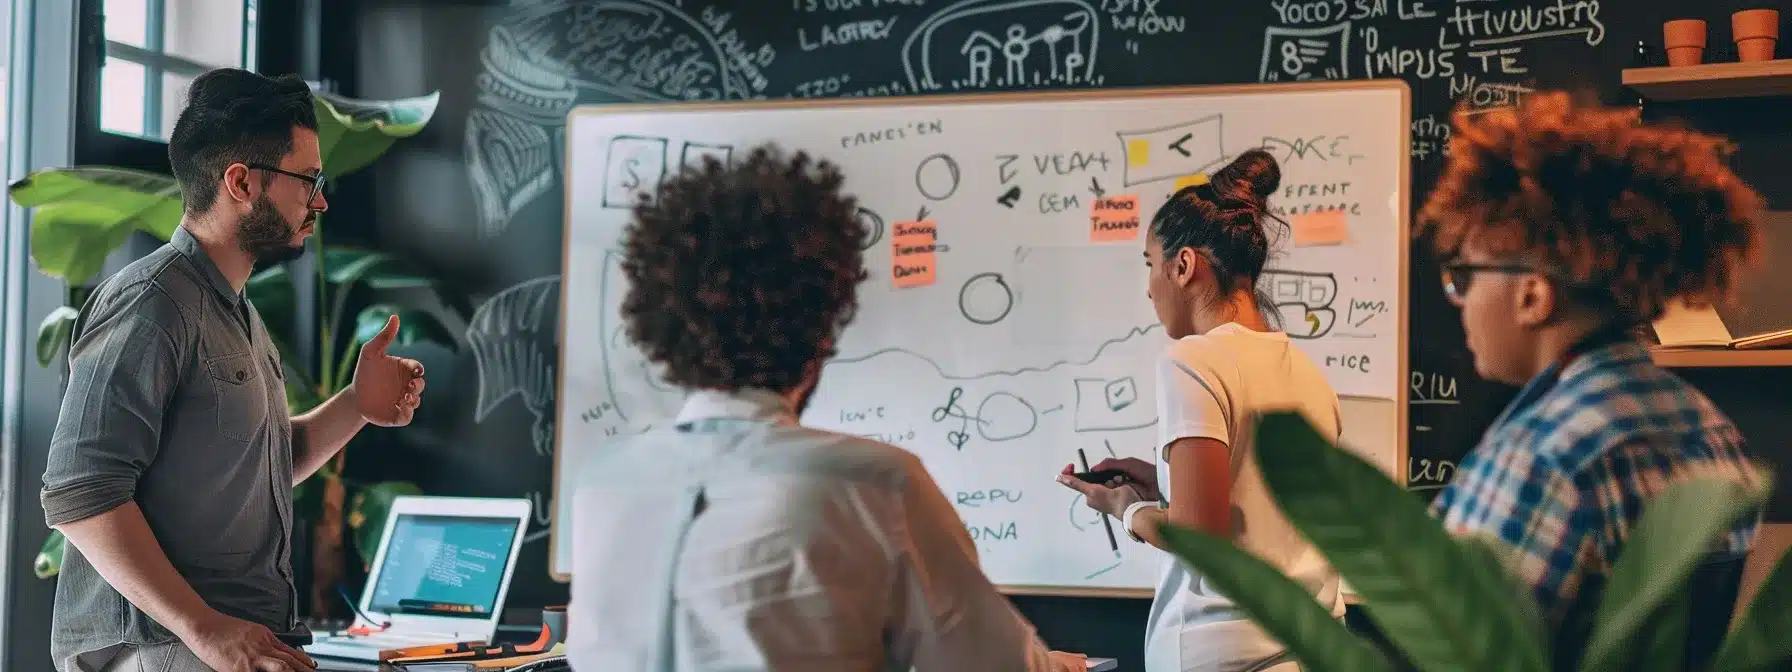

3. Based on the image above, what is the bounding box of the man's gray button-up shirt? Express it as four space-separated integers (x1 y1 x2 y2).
41 225 299 665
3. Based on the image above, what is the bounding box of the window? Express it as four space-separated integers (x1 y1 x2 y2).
100 0 256 141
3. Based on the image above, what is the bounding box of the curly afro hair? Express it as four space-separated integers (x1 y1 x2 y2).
619 144 869 392
1418 91 1764 325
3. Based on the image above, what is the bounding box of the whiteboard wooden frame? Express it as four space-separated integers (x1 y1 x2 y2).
549 80 1412 598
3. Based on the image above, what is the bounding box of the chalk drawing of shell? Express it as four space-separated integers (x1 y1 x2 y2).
465 0 748 238
467 275 561 455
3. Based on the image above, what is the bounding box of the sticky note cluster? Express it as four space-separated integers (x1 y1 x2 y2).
1089 194 1141 242
891 219 938 288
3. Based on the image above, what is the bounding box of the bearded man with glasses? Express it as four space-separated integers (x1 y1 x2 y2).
42 68 426 672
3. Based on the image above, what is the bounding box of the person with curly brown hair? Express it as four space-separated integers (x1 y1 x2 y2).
1420 92 1768 670
563 144 1089 672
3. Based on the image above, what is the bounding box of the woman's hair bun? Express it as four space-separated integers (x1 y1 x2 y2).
1212 149 1281 206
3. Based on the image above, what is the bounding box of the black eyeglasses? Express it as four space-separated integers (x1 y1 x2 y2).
243 163 326 207
1440 261 1535 302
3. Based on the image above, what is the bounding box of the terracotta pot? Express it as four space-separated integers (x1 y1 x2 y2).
1733 9 1780 62
1664 19 1709 66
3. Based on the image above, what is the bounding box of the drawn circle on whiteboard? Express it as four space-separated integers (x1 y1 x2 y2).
915 154 961 201
975 392 1037 442
958 272 1014 325
856 207 885 250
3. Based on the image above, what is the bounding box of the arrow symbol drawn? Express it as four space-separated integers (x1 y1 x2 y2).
1306 312 1321 337
915 206 930 221
1089 177 1106 198
996 186 1022 208
1168 133 1193 157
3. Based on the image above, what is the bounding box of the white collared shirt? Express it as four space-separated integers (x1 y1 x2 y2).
566 388 1061 672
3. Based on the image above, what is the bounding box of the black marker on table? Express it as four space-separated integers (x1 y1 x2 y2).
1079 448 1120 552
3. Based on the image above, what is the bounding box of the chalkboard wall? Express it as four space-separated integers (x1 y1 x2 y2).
318 0 1791 666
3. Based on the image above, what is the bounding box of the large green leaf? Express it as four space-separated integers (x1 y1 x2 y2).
319 247 427 389
313 89 441 177
35 529 66 579
12 167 183 284
1158 524 1389 671
1579 476 1769 672
1251 411 1551 672
1709 542 1792 670
36 305 79 366
352 304 455 349
1630 590 1689 672
322 247 402 287
350 481 424 570
1457 533 1546 642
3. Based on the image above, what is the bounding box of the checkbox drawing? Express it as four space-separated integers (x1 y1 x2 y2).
1073 377 1155 432
1105 378 1137 412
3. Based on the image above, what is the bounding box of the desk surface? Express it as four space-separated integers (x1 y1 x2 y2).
316 659 382 672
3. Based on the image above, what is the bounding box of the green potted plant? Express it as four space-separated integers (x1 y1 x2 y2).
13 90 455 616
1156 411 1792 671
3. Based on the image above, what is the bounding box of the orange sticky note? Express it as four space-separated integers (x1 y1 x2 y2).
1173 173 1209 193
1089 194 1141 242
891 219 937 288
1291 210 1348 246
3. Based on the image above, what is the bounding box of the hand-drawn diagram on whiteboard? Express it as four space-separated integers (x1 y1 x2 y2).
558 84 1409 587
464 0 771 238
1116 116 1228 187
902 0 1103 92
1263 270 1339 340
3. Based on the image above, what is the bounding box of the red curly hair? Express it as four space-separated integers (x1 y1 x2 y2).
1418 91 1764 324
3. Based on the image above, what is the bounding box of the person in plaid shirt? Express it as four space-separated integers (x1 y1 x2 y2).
1417 92 1769 668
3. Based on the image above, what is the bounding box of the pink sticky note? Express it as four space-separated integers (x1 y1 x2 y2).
1089 195 1141 242
1291 211 1348 246
891 219 938 288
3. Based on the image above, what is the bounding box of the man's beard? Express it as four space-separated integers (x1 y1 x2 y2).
238 196 310 265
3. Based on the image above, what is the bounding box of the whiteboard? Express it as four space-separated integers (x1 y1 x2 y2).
552 81 1411 594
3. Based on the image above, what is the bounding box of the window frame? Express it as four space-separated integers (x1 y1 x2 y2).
85 0 258 160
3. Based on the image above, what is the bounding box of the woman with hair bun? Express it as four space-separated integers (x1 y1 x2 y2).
1060 149 1346 672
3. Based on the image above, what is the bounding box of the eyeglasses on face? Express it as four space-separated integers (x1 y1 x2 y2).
242 163 327 207
1440 261 1535 302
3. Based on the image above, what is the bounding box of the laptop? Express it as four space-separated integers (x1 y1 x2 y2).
305 496 533 662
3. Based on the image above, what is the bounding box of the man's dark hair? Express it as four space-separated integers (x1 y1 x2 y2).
620 144 869 392
167 68 318 215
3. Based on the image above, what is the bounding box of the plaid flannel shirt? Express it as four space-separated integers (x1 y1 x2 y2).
1431 340 1764 624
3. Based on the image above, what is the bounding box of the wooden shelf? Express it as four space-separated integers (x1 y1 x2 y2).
1650 347 1792 368
1623 59 1792 101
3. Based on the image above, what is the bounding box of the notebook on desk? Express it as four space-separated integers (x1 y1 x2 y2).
304 496 532 663
1651 210 1792 351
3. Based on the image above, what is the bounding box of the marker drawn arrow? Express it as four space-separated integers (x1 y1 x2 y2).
1089 177 1106 198
997 186 1022 208
1306 312 1321 337
916 206 930 221
1168 133 1193 157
